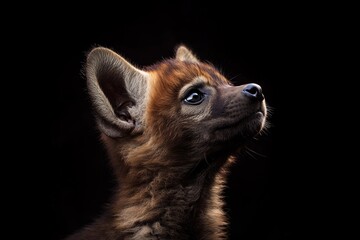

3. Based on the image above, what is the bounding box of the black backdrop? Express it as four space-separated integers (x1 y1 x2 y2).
42 3 319 240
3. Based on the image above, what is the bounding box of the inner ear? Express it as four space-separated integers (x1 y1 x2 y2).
97 69 134 124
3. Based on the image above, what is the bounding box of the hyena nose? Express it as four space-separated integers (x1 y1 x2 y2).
242 83 264 101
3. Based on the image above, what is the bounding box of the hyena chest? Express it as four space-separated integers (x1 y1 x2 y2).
121 186 205 240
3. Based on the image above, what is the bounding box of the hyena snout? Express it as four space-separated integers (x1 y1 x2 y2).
242 83 264 102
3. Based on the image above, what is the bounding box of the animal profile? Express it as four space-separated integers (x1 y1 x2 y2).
65 45 268 240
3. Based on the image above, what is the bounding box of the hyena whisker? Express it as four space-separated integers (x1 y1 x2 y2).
244 145 268 159
187 153 210 176
228 74 242 83
204 153 210 165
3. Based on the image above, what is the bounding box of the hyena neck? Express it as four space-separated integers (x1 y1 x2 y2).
107 142 232 240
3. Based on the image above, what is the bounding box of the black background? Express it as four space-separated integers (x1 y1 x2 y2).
23 2 336 240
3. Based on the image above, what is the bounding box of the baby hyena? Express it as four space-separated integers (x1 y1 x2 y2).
65 45 268 240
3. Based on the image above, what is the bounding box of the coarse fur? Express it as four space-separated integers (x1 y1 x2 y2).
65 45 268 240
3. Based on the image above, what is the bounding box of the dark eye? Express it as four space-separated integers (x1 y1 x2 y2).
184 89 205 105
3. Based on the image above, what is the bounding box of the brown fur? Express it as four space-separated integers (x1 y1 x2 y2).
65 45 268 240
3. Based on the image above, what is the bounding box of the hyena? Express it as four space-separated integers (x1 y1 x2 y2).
65 45 268 240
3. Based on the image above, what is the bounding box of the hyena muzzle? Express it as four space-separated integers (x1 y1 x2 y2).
64 45 268 240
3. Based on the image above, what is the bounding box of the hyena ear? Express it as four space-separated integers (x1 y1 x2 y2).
86 47 148 138
175 45 199 63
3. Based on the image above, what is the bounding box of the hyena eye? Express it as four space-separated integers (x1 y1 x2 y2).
184 89 205 105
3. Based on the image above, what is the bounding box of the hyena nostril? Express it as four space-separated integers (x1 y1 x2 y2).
242 83 264 101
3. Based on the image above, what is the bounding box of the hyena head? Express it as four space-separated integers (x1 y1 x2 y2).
86 45 267 175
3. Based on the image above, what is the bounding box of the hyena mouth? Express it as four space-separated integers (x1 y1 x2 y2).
215 109 265 133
